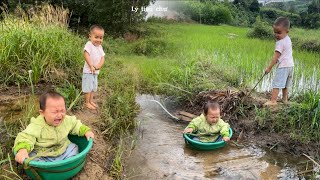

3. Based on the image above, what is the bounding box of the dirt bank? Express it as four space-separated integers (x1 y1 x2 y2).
72 108 112 180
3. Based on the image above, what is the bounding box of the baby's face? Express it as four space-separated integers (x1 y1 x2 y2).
273 25 288 40
89 28 104 46
40 97 66 127
205 108 220 125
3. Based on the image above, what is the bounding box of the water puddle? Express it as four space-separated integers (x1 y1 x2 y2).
125 95 307 179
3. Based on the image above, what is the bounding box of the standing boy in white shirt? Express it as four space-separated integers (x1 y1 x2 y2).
82 25 105 110
264 17 294 106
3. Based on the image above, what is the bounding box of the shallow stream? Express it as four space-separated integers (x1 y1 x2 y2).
125 95 307 180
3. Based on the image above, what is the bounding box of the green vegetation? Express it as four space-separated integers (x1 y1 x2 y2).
260 7 301 26
111 23 320 144
178 1 233 25
247 17 273 39
0 5 140 179
119 23 320 95
3 0 152 34
0 5 84 86
1 1 320 178
99 60 140 139
255 91 320 142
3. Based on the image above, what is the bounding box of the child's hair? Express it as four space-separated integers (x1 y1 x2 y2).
39 91 65 110
90 24 104 33
203 101 220 115
273 17 290 29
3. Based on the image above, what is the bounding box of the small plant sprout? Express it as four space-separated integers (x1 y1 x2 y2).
28 70 34 96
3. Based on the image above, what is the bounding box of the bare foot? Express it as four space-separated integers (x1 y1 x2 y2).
263 101 277 106
90 102 99 108
85 103 96 110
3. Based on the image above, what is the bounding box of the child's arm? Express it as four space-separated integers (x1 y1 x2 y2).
14 126 37 164
183 117 200 134
84 51 95 73
183 127 194 134
15 149 29 164
265 51 281 74
218 119 230 142
94 56 105 70
68 116 94 140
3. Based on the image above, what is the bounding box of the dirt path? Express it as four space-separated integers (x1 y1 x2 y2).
72 102 112 179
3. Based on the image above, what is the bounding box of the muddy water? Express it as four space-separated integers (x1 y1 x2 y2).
125 95 305 180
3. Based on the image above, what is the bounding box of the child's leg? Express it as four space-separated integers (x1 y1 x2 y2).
192 137 200 141
282 67 293 103
90 74 99 108
214 135 223 142
264 67 286 106
90 92 98 107
271 88 279 102
264 88 279 106
82 73 96 109
85 92 95 109
30 143 79 162
282 88 288 103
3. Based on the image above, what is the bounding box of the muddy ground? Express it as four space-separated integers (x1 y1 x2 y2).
177 89 320 158
71 108 112 180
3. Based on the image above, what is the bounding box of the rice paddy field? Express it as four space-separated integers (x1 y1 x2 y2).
115 23 320 98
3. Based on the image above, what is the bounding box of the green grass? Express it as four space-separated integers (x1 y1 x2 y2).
99 59 140 139
0 12 84 86
115 23 320 97
1 7 320 177
110 22 320 143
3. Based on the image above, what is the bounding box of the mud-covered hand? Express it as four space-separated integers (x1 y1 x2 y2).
183 128 193 134
222 136 230 142
15 149 29 164
85 131 94 140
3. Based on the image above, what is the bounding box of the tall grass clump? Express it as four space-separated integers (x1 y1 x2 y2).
98 60 140 178
291 36 320 53
0 4 84 86
264 91 320 142
100 60 140 139
247 17 273 40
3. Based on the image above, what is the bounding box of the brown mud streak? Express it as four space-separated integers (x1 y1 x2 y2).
178 89 320 158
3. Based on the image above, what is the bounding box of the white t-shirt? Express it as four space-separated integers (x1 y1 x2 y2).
275 35 294 68
83 41 105 74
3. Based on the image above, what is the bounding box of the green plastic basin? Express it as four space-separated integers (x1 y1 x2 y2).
183 128 233 151
23 135 93 180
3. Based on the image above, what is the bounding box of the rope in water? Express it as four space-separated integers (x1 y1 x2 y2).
147 99 180 121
